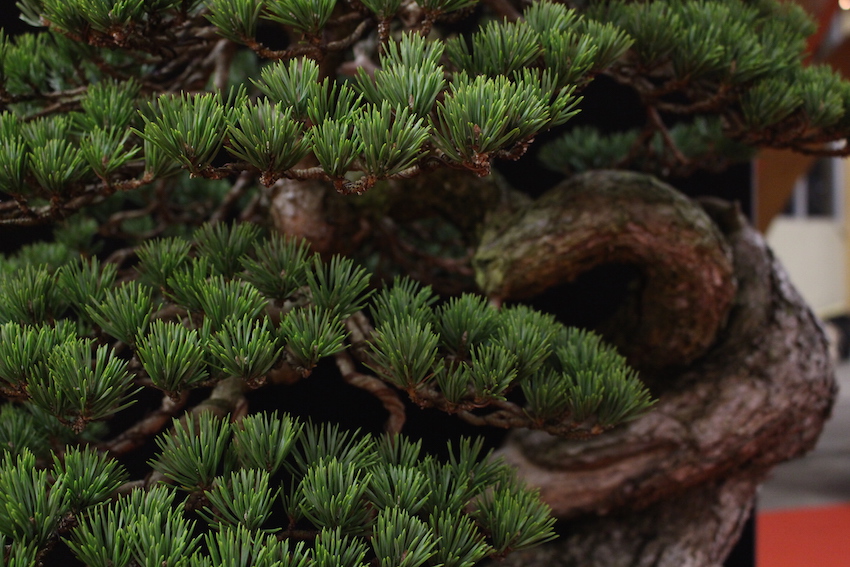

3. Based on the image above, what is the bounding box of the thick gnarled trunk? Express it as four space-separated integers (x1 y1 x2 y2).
481 173 836 566
268 168 836 566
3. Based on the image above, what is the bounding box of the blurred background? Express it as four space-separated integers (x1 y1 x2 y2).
754 2 850 566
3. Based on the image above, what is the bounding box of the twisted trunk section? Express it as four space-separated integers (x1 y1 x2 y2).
474 172 836 566
474 171 737 370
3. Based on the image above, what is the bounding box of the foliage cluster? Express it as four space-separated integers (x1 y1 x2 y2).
0 220 651 563
1 0 846 226
0 415 556 566
0 222 651 436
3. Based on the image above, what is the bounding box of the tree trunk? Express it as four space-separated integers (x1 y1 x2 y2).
474 171 738 370
477 172 837 566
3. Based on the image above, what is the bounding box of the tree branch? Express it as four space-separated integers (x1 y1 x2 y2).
100 391 190 456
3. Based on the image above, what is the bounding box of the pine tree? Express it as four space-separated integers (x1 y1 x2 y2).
0 0 840 565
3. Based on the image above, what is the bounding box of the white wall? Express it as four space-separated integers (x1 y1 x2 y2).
766 217 848 317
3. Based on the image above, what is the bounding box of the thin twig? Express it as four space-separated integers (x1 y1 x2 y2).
243 37 324 61
647 105 689 166
211 170 254 222
244 18 372 61
615 117 658 169
102 201 158 236
326 19 372 52
287 166 331 180
0 172 155 225
22 100 84 122
100 391 190 456
105 245 138 268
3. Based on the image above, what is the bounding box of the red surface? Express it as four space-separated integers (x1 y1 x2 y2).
757 504 850 567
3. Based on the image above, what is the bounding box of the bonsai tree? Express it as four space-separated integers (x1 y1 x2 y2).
0 0 838 565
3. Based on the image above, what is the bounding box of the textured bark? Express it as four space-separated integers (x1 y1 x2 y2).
486 186 836 567
492 476 760 567
269 169 528 255
269 178 343 256
269 168 527 293
474 171 737 369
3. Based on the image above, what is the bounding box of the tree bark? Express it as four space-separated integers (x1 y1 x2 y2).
477 173 837 567
490 476 760 567
474 171 738 370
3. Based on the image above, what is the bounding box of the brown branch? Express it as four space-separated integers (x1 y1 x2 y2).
22 99 84 122
0 172 155 226
104 245 138 268
211 170 254 222
0 85 89 107
647 105 689 167
604 64 735 116
100 391 190 456
654 83 734 115
337 174 378 195
419 12 437 38
409 383 609 438
377 17 393 47
614 117 659 170
189 162 247 180
102 201 158 236
243 17 372 61
190 376 249 420
326 19 372 52
0 215 51 227
170 39 233 91
286 166 332 181
238 191 265 223
334 351 406 434
456 408 530 429
495 138 534 162
345 310 375 355
244 39 322 61
386 164 423 180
